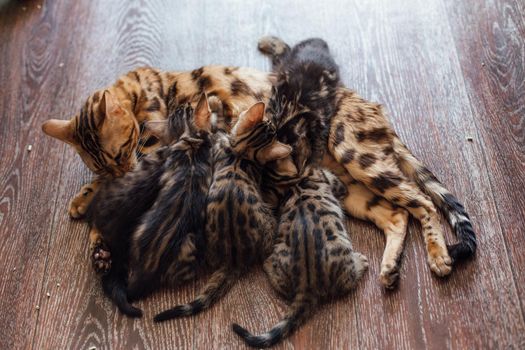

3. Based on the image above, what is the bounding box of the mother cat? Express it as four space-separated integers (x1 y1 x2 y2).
42 37 476 285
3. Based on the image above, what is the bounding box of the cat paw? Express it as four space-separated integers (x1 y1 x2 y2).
68 184 95 219
92 242 111 274
353 252 369 277
428 253 453 277
380 264 400 289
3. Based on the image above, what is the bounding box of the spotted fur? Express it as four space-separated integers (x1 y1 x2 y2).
233 38 368 347
259 36 476 281
232 167 368 348
42 66 271 220
154 102 292 322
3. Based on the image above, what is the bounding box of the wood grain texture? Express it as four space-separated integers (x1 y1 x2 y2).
0 0 524 349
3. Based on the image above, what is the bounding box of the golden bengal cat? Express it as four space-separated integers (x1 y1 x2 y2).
42 37 476 287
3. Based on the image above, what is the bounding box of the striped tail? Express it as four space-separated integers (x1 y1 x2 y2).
232 293 316 348
393 138 477 262
257 36 291 69
154 267 233 322
102 270 143 318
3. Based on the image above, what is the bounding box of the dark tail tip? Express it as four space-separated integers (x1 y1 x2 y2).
154 300 204 322
232 323 268 348
232 323 283 348
448 221 477 263
102 275 143 318
122 304 143 318
448 242 477 263
153 310 173 323
114 292 143 318
114 291 143 318
154 307 185 322
232 323 251 338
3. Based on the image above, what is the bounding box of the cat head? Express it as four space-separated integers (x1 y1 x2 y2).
230 102 293 166
145 93 212 148
42 89 139 178
274 110 324 177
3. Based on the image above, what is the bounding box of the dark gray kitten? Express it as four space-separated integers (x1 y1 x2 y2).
86 94 213 317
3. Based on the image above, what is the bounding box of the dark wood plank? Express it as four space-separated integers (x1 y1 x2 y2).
443 0 525 319
0 1 78 348
29 1 197 348
316 0 525 348
0 0 524 349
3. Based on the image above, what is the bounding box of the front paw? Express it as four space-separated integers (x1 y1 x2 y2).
353 252 369 279
91 242 111 274
68 185 95 219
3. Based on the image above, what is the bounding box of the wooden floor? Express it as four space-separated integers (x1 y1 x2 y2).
1 0 524 349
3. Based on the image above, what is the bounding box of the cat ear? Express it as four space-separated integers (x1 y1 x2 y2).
99 90 125 124
41 119 76 144
234 102 265 135
258 141 292 164
194 93 212 131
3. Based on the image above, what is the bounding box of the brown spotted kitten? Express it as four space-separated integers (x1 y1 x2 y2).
233 38 369 347
154 102 292 322
85 94 213 317
233 165 368 348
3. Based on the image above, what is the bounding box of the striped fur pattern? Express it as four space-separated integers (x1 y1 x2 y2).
42 65 271 220
232 38 368 347
85 95 213 317
232 166 368 348
259 36 476 281
154 102 292 322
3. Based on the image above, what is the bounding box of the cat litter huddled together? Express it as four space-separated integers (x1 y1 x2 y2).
41 36 477 348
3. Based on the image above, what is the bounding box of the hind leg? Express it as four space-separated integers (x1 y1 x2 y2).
341 183 409 288
322 154 409 286
339 156 450 276
328 103 452 277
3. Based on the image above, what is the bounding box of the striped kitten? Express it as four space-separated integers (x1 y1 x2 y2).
233 166 368 348
154 102 292 322
232 38 369 347
86 94 213 317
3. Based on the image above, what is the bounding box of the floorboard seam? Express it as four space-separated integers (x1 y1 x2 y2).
29 144 67 350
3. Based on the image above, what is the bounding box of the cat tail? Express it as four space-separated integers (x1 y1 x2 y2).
257 36 291 68
102 268 143 318
232 292 317 348
154 267 234 322
393 137 477 262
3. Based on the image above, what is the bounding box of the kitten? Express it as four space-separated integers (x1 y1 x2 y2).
154 102 292 322
232 38 368 347
232 166 368 348
86 94 213 317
